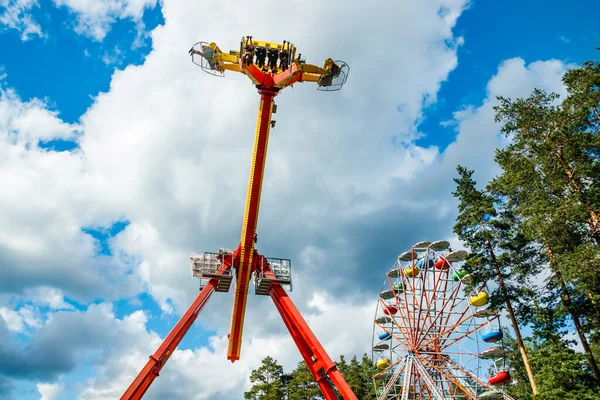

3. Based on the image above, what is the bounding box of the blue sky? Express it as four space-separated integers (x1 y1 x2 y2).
0 0 598 399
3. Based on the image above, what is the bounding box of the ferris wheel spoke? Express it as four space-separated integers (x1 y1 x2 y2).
414 249 431 343
444 356 499 394
375 297 410 346
414 283 462 349
400 355 414 400
418 297 479 350
381 294 416 348
398 273 417 347
439 316 499 352
412 355 445 399
421 267 450 334
376 357 406 399
416 355 476 399
420 273 453 344
438 293 467 335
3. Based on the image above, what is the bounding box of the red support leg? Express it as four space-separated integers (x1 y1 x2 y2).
121 280 218 399
270 284 358 400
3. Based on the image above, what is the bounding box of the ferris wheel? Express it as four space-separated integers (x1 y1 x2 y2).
371 240 515 400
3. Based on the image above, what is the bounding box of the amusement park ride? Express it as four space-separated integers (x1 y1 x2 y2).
120 36 516 400
371 241 516 399
120 36 354 399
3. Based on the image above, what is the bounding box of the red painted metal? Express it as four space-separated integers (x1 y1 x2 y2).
269 279 358 400
121 278 218 399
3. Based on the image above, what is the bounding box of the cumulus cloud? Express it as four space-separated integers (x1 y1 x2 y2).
0 86 141 301
24 286 74 310
52 0 159 41
37 382 64 400
0 0 44 40
0 305 40 332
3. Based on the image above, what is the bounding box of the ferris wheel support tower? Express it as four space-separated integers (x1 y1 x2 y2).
120 36 353 399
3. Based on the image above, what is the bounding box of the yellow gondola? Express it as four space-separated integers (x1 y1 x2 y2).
403 266 420 277
469 290 490 307
376 358 391 369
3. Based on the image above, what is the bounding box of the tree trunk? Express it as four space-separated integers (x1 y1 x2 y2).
479 221 538 396
546 244 600 380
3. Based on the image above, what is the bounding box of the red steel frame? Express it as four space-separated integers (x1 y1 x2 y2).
121 50 357 399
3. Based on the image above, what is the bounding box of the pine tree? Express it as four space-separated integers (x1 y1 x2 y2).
453 165 538 395
244 356 286 400
491 60 600 380
287 361 322 400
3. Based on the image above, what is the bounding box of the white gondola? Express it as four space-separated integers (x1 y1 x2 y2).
372 344 390 351
447 249 468 262
413 241 431 250
479 347 505 359
430 240 450 251
380 290 396 300
473 308 500 318
387 269 400 278
398 251 413 261
375 316 392 324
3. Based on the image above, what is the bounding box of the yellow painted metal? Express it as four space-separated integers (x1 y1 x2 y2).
238 96 265 265
227 93 274 360
245 39 290 50
298 74 320 83
218 53 240 63
200 37 337 84
222 64 243 73
296 62 327 75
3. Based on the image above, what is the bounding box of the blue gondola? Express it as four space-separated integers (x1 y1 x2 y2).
378 332 392 340
416 258 434 268
482 330 503 343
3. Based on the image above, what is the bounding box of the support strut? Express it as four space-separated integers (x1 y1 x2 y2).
121 279 219 399
270 283 358 400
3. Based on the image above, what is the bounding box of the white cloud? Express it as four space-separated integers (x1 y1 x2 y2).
24 286 74 310
0 305 40 332
37 382 64 400
0 87 79 145
0 306 24 332
439 57 571 186
0 0 44 40
52 0 159 41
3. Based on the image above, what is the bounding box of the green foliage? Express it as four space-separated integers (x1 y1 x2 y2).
245 354 377 400
286 361 322 400
453 57 600 398
244 356 286 400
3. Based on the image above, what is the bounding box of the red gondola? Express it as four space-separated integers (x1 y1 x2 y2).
434 257 450 270
488 370 511 386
